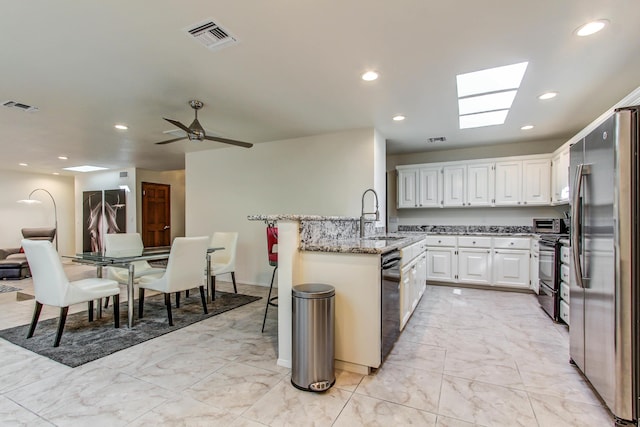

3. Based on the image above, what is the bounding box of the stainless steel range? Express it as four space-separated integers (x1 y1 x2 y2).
537 233 569 321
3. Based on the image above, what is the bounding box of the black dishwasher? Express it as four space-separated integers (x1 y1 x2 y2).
381 250 401 362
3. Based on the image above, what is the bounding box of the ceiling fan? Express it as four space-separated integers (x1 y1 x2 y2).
155 100 253 148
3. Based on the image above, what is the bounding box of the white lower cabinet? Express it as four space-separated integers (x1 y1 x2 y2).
400 240 427 330
493 249 530 288
458 248 492 285
426 235 532 289
426 248 457 282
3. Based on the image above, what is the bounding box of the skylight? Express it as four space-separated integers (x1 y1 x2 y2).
456 62 528 129
458 90 517 115
459 110 509 129
63 165 109 172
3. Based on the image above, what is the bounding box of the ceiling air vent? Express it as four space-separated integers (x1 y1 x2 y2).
185 19 238 51
427 136 447 143
3 100 39 112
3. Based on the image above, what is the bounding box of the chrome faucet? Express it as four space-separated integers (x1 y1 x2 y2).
360 188 380 238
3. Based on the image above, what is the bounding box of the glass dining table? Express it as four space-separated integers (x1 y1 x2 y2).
68 246 223 328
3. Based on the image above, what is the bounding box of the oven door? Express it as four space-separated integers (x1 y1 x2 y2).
538 241 557 288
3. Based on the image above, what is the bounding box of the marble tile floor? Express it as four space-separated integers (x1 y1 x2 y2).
0 265 616 426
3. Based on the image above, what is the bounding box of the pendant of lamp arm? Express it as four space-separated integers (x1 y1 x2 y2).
17 188 58 251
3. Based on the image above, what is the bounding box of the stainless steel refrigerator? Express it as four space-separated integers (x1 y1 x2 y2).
570 105 638 425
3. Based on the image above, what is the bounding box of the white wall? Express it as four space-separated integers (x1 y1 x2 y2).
0 170 74 255
186 128 381 286
387 138 568 227
74 168 137 252
136 169 185 242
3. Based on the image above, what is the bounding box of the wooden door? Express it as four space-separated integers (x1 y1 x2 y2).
141 182 171 247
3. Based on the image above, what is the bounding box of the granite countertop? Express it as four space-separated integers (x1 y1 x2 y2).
248 214 360 222
301 234 425 255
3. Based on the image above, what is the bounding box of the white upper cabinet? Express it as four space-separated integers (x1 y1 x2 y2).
466 162 495 207
397 166 442 208
397 168 418 208
522 158 551 205
397 154 552 208
494 160 523 206
442 164 466 207
551 146 570 204
418 166 443 208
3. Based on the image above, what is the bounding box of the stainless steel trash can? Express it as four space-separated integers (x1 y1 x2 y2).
291 283 335 392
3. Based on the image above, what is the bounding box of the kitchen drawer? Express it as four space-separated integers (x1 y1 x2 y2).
493 237 529 250
457 236 491 248
559 300 570 325
560 281 570 302
560 245 571 264
560 264 570 283
425 235 457 247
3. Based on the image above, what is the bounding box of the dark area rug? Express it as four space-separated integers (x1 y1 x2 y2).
0 284 21 294
0 291 260 367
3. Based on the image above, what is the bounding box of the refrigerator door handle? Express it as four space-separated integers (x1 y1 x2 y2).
571 163 589 288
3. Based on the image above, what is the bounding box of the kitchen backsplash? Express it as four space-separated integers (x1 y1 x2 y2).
299 219 377 244
398 225 533 234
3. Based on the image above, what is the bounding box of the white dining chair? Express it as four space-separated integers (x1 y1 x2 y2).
104 232 166 282
21 239 121 347
209 232 239 297
138 236 209 326
102 233 166 307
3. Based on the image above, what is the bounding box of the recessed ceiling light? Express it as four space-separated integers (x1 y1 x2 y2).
459 110 509 129
575 20 608 37
114 124 128 130
538 92 558 100
521 125 534 130
361 71 379 81
52 172 60 175
392 115 405 121
63 165 109 172
58 156 68 160
19 163 27 166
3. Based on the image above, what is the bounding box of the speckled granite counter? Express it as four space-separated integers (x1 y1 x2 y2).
248 215 538 254
301 234 425 254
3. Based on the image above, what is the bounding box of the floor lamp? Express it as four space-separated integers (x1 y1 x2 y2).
17 188 58 251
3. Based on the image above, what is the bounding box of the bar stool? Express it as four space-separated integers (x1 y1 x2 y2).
261 223 278 332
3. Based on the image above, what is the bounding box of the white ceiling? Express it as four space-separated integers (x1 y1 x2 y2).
1 0 639 175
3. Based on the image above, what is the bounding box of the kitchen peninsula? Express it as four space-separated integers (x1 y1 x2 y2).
248 214 424 374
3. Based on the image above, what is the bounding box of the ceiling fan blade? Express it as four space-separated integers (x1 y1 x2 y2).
163 118 192 134
204 135 253 148
155 137 187 145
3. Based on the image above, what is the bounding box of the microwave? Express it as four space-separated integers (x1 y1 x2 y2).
533 218 568 234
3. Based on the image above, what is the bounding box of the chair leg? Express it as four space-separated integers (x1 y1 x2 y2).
104 296 110 308
88 300 94 322
231 272 237 293
262 266 278 333
54 307 69 347
185 290 190 298
175 291 180 308
199 286 208 314
210 275 216 302
113 294 120 328
138 288 145 318
27 301 43 339
165 293 173 326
